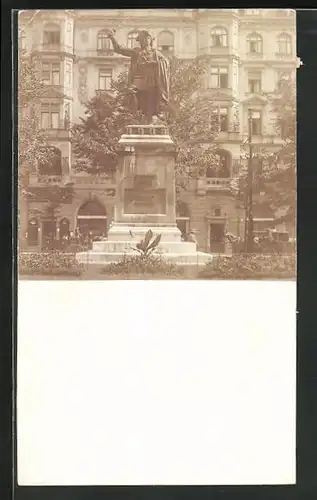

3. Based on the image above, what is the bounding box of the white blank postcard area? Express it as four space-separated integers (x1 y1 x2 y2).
17 281 296 486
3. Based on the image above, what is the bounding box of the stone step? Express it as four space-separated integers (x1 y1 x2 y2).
107 225 182 242
91 240 197 254
76 251 212 266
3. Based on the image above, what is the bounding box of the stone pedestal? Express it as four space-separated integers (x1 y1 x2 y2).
76 124 212 267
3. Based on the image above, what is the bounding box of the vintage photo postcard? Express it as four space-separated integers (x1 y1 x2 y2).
18 8 297 281
16 9 297 488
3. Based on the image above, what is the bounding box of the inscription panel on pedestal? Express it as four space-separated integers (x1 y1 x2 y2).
124 188 166 215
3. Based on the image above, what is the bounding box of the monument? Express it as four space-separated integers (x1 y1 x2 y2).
76 29 212 267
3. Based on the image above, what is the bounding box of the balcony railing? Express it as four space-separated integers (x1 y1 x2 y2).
28 174 63 186
200 46 234 57
72 174 116 187
205 178 231 190
31 43 74 54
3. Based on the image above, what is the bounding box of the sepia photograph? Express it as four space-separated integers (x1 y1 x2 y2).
18 8 297 281
16 9 297 487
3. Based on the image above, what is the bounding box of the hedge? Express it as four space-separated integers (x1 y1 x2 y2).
19 252 84 277
198 253 296 280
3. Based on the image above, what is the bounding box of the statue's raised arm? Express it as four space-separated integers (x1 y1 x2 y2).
105 29 136 58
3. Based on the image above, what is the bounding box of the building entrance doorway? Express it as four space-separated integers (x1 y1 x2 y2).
42 219 57 250
209 223 225 253
76 200 108 239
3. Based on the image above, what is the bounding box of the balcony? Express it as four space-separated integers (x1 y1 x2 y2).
31 43 74 55
206 178 231 191
73 173 116 190
76 49 124 60
200 45 235 58
197 177 231 194
28 174 63 186
215 130 242 143
41 120 71 140
241 134 285 146
275 52 295 60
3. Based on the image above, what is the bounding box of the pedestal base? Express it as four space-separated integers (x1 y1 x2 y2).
76 224 212 268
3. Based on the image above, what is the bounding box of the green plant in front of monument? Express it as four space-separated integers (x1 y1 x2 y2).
132 229 162 258
100 230 184 278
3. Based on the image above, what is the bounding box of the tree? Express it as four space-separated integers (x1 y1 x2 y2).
230 76 296 232
71 56 221 188
19 49 75 248
260 76 296 226
18 50 54 195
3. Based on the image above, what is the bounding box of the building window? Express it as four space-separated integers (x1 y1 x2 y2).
38 147 62 175
43 23 60 46
66 63 72 85
277 70 293 89
209 67 228 88
77 200 108 238
27 218 39 246
211 26 228 47
59 218 70 241
41 62 60 85
277 33 292 55
249 110 262 135
158 31 175 56
127 31 139 49
212 107 228 132
97 30 112 51
214 208 221 216
247 33 262 54
40 104 60 129
98 68 112 90
248 71 261 93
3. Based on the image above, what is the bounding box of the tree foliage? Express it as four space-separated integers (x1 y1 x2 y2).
230 76 296 226
71 56 221 186
19 49 74 225
18 51 54 183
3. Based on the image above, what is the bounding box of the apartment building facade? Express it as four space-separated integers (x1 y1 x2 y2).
19 9 297 253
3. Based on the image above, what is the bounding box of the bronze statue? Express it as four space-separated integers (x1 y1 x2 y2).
105 29 170 124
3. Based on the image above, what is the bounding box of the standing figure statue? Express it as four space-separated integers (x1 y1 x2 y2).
105 29 170 124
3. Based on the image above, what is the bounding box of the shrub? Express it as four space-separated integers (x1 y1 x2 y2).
198 253 296 280
101 254 185 278
19 252 84 276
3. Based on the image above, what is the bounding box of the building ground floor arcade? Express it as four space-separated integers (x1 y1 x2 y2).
19 180 279 255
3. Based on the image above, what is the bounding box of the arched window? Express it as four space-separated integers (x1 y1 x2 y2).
43 23 60 46
277 33 292 55
27 218 39 246
206 150 231 178
38 147 62 176
97 30 111 51
77 200 108 238
127 31 139 49
247 32 262 54
158 31 175 56
211 27 228 47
